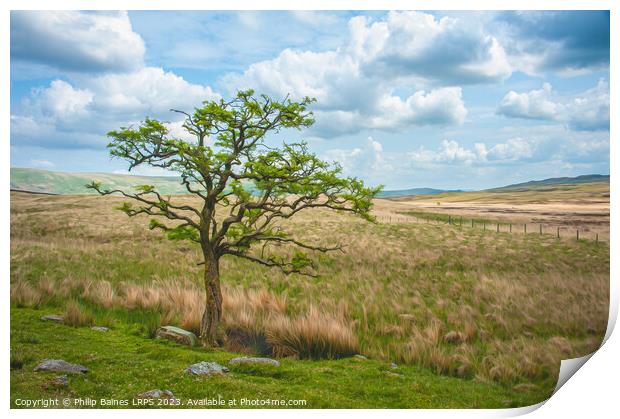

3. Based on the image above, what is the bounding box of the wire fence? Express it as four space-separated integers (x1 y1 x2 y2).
376 214 606 244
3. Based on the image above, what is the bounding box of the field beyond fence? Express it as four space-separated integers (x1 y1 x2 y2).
376 211 605 243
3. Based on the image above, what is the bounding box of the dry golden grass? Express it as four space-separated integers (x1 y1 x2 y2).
64 300 94 327
10 276 358 359
10 191 609 387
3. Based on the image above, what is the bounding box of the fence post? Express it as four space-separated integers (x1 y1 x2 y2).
539 224 542 235
448 215 451 225
524 224 527 234
557 227 560 239
497 223 500 232
483 222 486 230
596 233 599 244
471 219 474 228
460 216 462 226
509 223 512 233
576 229 579 241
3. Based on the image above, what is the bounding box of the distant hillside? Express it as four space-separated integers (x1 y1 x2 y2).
11 168 462 197
487 174 609 192
377 188 462 198
11 168 609 197
10 168 187 195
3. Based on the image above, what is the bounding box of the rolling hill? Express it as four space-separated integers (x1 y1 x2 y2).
10 168 188 195
487 174 609 192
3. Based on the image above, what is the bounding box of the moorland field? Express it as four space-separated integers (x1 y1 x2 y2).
9 181 609 408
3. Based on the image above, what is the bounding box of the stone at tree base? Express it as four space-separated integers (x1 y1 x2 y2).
155 326 197 346
353 354 368 360
34 359 88 374
137 389 177 400
390 362 398 369
91 326 109 332
228 357 280 367
41 314 64 323
185 361 229 376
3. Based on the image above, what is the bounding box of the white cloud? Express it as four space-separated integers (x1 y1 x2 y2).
484 137 535 161
11 11 224 150
13 67 221 149
497 80 609 131
81 67 220 117
408 137 535 165
324 136 392 175
222 11 518 137
353 11 512 84
496 83 557 120
11 11 145 73
370 88 467 128
28 80 94 120
563 79 609 131
408 140 479 164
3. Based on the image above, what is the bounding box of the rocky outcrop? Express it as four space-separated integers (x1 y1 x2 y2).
91 326 109 332
40 314 64 323
34 359 88 374
185 361 229 376
229 357 280 367
155 326 197 347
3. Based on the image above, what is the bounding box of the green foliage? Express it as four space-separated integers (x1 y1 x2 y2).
134 184 155 193
115 202 133 214
165 225 200 242
291 251 313 270
92 90 382 275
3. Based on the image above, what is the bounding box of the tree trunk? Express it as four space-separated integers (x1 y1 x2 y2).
199 252 222 346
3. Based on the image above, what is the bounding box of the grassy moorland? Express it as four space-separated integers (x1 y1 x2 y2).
10 190 609 408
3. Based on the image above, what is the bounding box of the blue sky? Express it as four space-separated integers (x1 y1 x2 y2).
10 10 610 190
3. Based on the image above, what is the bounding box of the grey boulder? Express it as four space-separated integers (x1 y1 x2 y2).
41 314 64 323
91 326 109 332
229 357 280 367
185 361 229 376
34 359 88 374
155 326 197 347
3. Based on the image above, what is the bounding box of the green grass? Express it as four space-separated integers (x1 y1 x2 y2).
10 308 545 408
10 192 608 407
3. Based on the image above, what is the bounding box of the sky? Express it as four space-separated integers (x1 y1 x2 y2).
9 10 610 190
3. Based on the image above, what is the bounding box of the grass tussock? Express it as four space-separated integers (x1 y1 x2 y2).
64 300 94 327
266 306 359 359
10 280 42 308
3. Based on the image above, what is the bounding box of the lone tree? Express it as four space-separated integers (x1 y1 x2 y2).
87 90 381 345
